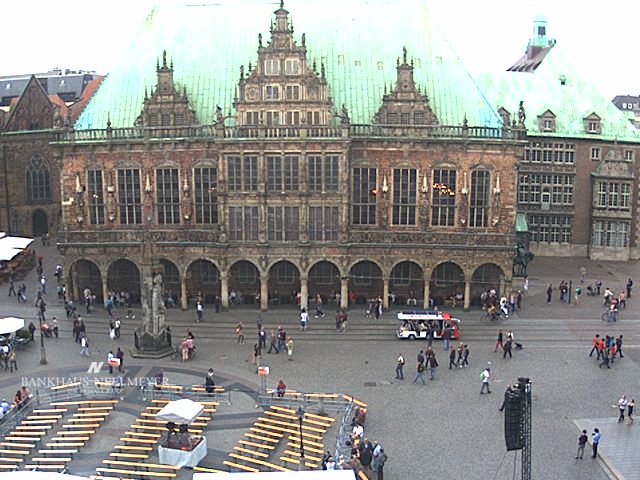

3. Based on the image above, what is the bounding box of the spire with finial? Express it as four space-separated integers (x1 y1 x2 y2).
106 113 112 129
280 0 284 7
258 33 262 48
240 65 245 82
170 57 173 69
248 61 252 72
397 57 400 67
302 33 306 47
162 49 167 68
320 62 325 80
312 59 317 72
383 82 387 95
410 57 414 68
144 86 148 100
156 56 160 71
402 46 407 64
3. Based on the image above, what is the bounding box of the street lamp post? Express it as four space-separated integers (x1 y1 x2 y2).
296 405 305 471
37 308 47 365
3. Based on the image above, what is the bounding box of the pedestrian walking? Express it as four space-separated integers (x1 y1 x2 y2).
575 430 588 459
616 335 624 358
196 301 203 322
395 353 405 380
456 342 464 367
8 276 16 297
589 334 600 357
546 284 552 303
28 322 36 341
277 326 286 351
339 309 348 332
627 278 633 298
376 447 387 480
618 395 628 422
80 336 90 356
591 429 600 458
52 317 58 338
267 329 278 353
412 360 426 386
114 318 121 338
286 336 293 361
627 399 634 426
503 337 513 359
599 349 610 369
495 329 504 352
579 266 586 284
442 324 452 351
314 294 325 318
252 344 262 367
461 345 470 367
205 368 215 393
300 308 309 331
107 351 115 374
236 322 244 345
480 367 491 394
116 347 124 373
40 275 47 294
448 346 456 369
427 353 438 380
258 326 266 349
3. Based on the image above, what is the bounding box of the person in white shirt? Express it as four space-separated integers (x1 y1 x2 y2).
300 308 309 331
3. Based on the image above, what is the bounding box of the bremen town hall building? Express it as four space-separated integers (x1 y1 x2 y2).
5 2 639 310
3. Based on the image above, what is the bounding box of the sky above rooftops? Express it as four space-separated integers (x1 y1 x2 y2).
2 0 637 100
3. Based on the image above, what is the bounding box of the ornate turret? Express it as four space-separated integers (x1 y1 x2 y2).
374 47 438 125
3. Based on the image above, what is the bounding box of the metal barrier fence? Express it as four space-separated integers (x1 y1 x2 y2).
137 383 232 405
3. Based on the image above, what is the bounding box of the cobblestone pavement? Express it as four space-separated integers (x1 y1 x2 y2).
1 239 639 478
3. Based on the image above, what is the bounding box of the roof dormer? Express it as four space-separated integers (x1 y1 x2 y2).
584 112 601 135
538 109 556 132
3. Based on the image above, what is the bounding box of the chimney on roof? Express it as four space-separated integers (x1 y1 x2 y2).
526 15 555 60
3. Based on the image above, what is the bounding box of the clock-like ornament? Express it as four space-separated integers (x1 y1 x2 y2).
246 86 259 101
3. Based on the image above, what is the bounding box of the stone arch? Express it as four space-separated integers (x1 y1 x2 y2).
32 208 49 237
186 259 220 304
159 259 180 305
229 260 260 306
107 258 141 303
429 261 465 306
390 260 424 306
308 260 341 305
348 260 383 305
268 260 301 306
471 263 506 306
69 259 102 304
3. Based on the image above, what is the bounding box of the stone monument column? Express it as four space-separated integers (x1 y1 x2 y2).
300 274 309 311
260 274 269 311
340 277 348 309
220 272 229 310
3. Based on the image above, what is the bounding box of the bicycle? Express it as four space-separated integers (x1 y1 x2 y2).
480 309 506 323
601 310 618 322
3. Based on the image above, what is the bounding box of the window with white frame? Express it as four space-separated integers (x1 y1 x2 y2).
265 85 279 100
264 59 279 75
308 206 339 241
156 168 180 224
285 58 300 75
228 206 258 241
590 147 601 160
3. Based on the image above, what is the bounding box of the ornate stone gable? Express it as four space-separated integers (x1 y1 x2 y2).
374 48 438 126
135 51 197 127
3 75 56 132
234 1 334 127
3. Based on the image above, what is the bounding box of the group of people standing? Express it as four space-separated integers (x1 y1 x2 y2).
589 334 624 369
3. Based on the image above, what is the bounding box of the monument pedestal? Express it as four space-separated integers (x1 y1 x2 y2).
131 328 174 359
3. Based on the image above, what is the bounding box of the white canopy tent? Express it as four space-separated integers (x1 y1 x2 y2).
0 248 23 262
156 398 204 424
0 236 33 250
0 317 25 335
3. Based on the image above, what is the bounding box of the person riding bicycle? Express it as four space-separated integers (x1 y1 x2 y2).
608 302 618 322
487 304 499 321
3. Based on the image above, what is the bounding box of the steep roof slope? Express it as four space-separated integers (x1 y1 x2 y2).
480 43 640 142
76 0 500 129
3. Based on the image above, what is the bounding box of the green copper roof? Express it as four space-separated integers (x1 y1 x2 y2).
479 44 640 142
515 212 528 233
76 1 500 130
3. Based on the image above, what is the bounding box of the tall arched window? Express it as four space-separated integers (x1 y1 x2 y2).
26 154 51 202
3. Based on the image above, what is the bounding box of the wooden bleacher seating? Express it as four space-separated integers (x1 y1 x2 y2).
244 432 280 444
287 441 325 455
50 400 118 407
222 460 259 473
124 431 160 438
62 424 100 429
33 409 68 414
78 406 114 412
74 413 109 418
254 422 322 440
0 442 36 449
55 430 96 436
68 418 105 423
47 442 85 447
27 415 62 420
238 439 275 450
16 426 50 431
358 472 369 480
260 414 328 433
0 457 25 463
0 449 30 455
279 456 318 468
95 467 176 478
31 457 73 463
0 465 18 470
23 464 66 470
109 452 150 460
227 452 291 472
288 435 324 449
38 449 78 455
103 459 180 471
233 446 269 458
283 449 322 462
113 445 153 452
192 466 225 473
119 437 157 445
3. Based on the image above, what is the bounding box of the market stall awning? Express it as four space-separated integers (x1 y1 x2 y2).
0 317 25 335
0 236 33 250
156 398 204 424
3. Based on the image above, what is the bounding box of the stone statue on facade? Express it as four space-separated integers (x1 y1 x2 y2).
518 101 526 127
106 190 117 222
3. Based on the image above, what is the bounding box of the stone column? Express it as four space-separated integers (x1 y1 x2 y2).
300 275 309 311
499 278 505 298
260 274 269 311
383 277 389 310
340 277 348 309
101 275 109 307
70 268 79 302
220 272 229 310
464 280 471 311
423 279 430 309
180 275 188 310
